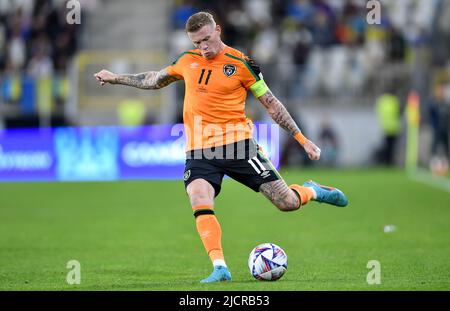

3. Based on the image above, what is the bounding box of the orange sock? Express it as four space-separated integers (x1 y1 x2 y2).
193 205 225 265
289 184 315 206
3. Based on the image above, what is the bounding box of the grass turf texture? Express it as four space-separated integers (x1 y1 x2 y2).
0 169 449 290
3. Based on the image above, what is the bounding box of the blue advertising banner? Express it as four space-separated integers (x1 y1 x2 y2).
0 124 279 182
119 125 186 180
0 129 55 181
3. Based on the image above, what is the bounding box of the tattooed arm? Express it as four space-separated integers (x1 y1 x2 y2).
94 68 179 90
258 90 301 136
258 90 321 160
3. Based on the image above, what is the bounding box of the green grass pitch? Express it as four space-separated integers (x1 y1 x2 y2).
0 169 449 290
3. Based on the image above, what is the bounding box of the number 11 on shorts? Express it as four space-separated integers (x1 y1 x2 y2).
248 157 266 174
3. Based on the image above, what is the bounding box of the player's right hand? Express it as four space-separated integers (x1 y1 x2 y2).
303 140 321 161
94 69 117 86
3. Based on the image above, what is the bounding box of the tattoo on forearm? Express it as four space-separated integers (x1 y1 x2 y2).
259 180 300 211
115 69 179 90
259 92 300 136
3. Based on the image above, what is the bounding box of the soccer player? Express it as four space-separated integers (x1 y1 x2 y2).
94 12 348 283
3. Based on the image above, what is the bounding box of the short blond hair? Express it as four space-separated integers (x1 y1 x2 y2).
185 12 215 33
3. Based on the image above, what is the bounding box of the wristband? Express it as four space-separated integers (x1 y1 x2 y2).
294 132 308 146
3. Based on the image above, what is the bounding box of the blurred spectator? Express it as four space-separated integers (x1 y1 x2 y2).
291 22 312 67
387 26 406 63
172 0 197 29
28 33 53 78
251 23 278 64
429 82 450 160
244 0 272 26
310 8 335 47
375 88 402 166
286 0 314 25
278 18 311 98
335 1 365 46
251 23 278 87
7 9 27 70
318 118 339 166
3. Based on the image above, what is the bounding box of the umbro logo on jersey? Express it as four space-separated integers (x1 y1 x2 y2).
260 171 271 179
223 64 237 77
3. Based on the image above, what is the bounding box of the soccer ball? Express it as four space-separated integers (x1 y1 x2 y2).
248 243 288 281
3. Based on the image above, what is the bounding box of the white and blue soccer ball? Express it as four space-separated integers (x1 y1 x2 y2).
248 243 288 281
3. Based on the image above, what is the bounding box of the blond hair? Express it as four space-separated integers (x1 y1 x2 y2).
185 12 215 33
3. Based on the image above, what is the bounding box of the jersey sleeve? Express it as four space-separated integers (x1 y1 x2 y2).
240 57 270 98
165 53 187 80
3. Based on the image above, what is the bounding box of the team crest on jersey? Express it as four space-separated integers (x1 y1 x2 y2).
223 64 237 77
183 170 191 181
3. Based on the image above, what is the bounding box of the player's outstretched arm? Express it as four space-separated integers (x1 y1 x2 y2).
94 68 180 90
258 90 321 161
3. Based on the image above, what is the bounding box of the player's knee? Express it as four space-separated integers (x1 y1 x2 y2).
276 196 300 212
277 203 299 212
187 179 214 206
190 196 212 207
188 191 211 206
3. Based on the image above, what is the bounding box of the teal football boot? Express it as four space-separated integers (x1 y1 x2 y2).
303 180 349 207
200 266 232 283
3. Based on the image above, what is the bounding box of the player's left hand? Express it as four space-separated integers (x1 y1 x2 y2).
303 140 321 161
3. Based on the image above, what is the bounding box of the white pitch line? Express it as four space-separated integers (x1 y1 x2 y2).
408 169 450 194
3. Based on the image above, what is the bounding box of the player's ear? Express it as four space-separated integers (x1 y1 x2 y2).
216 24 221 35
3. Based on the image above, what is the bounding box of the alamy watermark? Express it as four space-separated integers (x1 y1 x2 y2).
66 259 81 285
170 117 280 161
366 0 381 25
366 260 381 285
66 0 81 25
65 1 380 27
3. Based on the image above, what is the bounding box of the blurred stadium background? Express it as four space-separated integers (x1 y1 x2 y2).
0 0 449 290
1 0 449 172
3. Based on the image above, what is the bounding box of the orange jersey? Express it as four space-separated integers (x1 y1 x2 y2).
166 45 266 151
